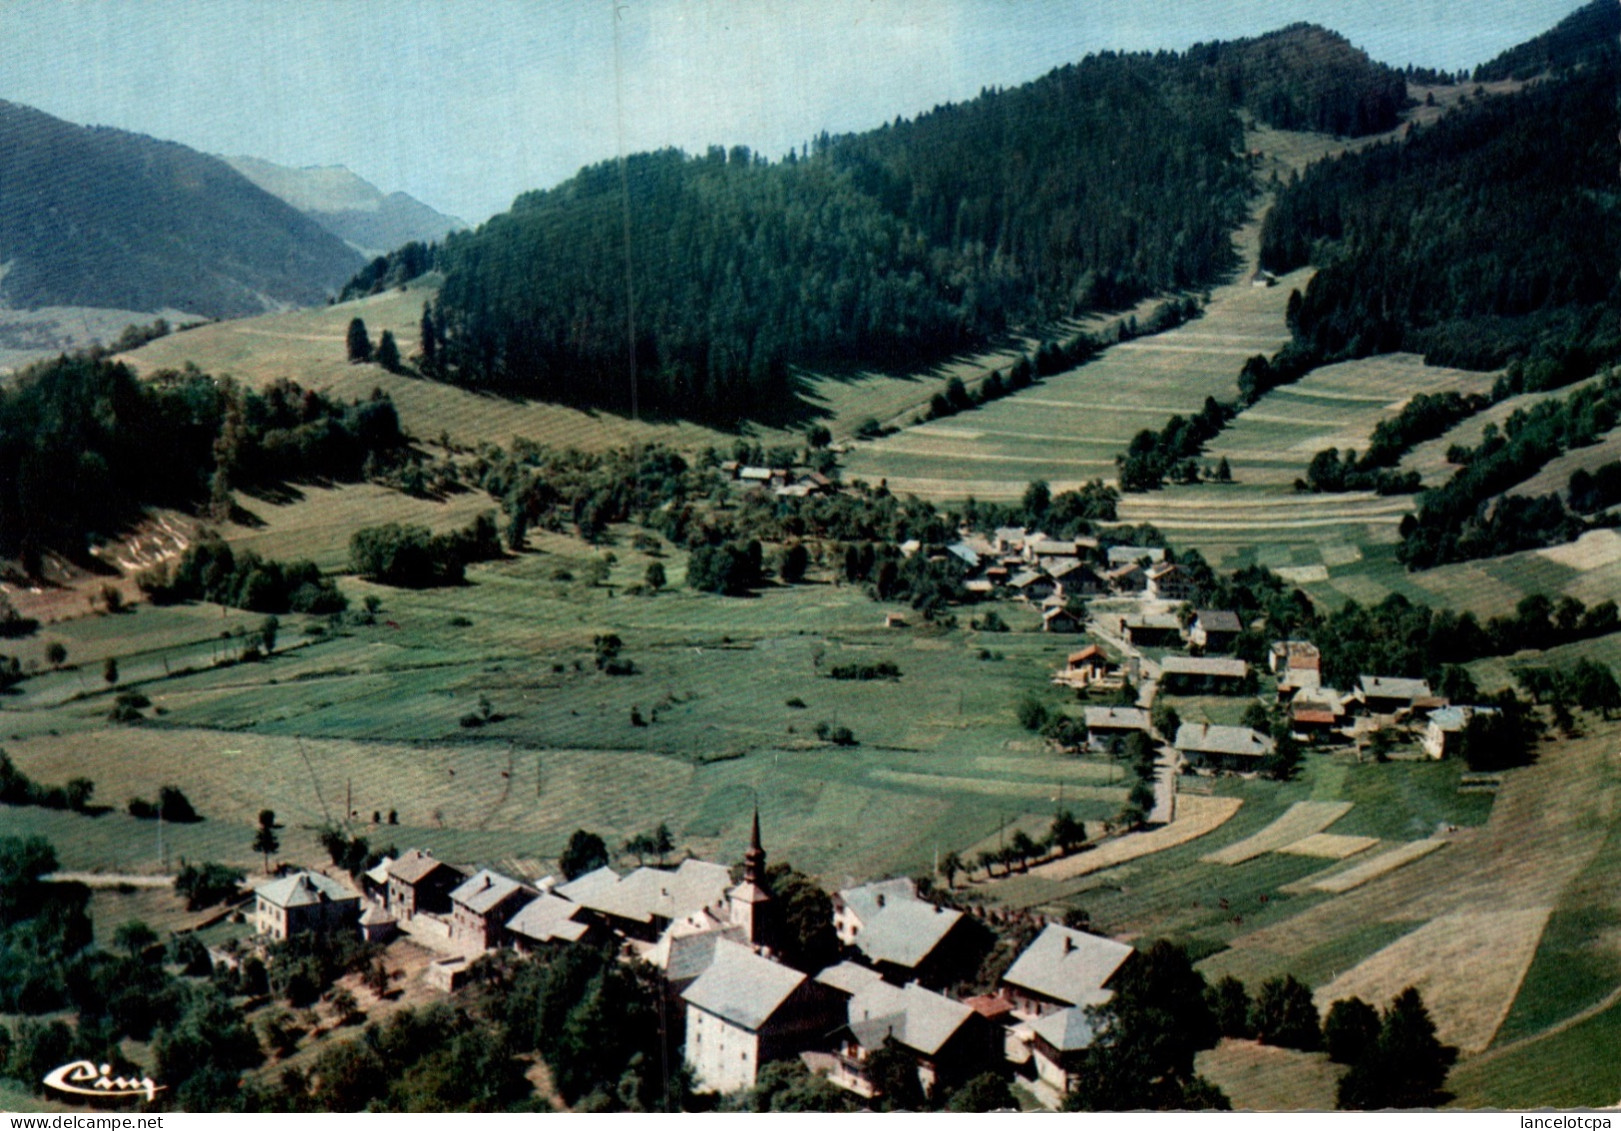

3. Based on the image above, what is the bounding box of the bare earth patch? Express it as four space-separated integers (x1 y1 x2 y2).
1313 908 1552 1053
1025 794 1243 881
1202 801 1354 865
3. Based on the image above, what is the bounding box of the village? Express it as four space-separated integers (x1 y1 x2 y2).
221 520 1500 1110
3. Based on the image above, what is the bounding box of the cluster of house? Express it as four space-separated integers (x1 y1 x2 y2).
926 528 1189 632
250 815 1140 1105
1054 634 1496 773
719 462 839 500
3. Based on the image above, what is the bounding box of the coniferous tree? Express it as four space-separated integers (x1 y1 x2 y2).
345 318 372 364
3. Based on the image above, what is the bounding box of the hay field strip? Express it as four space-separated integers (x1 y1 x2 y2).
1289 838 1447 894
1022 794 1244 881
1201 800 1353 865
1277 832 1379 859
1400 373 1606 488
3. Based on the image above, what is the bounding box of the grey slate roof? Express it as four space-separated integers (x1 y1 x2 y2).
387 848 457 886
505 893 590 944
1123 612 1183 631
1084 706 1151 731
843 980 975 1057
663 923 748 983
1359 675 1434 701
838 880 962 969
682 939 806 1030
257 871 358 910
945 542 981 568
1003 925 1134 1007
1160 655 1249 679
1174 723 1274 758
1193 610 1243 634
815 960 886 996
1029 1006 1101 1053
450 869 528 915
556 860 732 925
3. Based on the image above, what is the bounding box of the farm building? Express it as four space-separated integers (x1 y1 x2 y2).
1145 562 1191 601
1105 545 1165 568
1011 570 1057 601
385 849 466 919
1159 655 1252 694
992 526 1030 553
1025 538 1096 562
1042 606 1085 633
506 892 598 951
1058 645 1115 689
833 878 974 988
1049 558 1105 595
1175 723 1274 772
1269 640 1323 693
944 542 982 570
1291 703 1343 741
357 902 396 944
1002 924 1135 1017
814 962 1000 1099
1423 705 1500 759
682 939 846 1094
449 869 535 951
1357 675 1437 716
254 871 361 942
1121 612 1183 647
1104 561 1148 593
1188 610 1243 652
1083 706 1152 752
361 856 393 904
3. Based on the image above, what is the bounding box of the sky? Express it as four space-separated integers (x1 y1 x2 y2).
0 0 1586 224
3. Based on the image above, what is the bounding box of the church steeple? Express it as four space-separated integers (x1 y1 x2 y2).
729 806 774 950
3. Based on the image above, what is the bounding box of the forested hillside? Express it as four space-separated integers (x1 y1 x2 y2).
428 25 1404 423
0 102 363 318
1260 65 1620 387
1472 0 1619 81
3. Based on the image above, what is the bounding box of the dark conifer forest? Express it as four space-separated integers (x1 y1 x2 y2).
424 25 1404 423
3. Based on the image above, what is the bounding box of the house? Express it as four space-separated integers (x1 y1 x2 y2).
1158 655 1252 695
1042 606 1085 633
1357 676 1436 716
1422 705 1499 759
1010 570 1057 602
814 962 1000 1100
1083 706 1152 753
1145 562 1190 601
360 856 393 904
1104 561 1148 593
1291 703 1342 741
1175 723 1274 772
255 871 361 941
1025 1006 1101 1093
506 892 599 951
1188 610 1243 653
1270 641 1323 693
1058 645 1114 689
449 869 534 951
833 878 973 987
1120 613 1183 648
1025 538 1095 563
385 849 466 919
1002 924 1135 1017
1049 559 1104 596
682 939 846 1094
554 858 735 942
358 902 397 944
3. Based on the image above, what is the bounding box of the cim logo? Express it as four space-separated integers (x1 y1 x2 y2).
42 1061 163 1103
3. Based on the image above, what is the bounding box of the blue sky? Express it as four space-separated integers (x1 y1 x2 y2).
0 0 1585 224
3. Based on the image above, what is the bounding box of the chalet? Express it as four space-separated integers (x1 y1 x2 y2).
255 871 361 942
1145 562 1190 601
682 939 846 1094
1104 561 1148 593
1175 723 1274 773
1025 538 1095 563
814 962 999 1100
1120 613 1183 648
1025 1006 1100 1094
1049 558 1104 595
1158 655 1252 695
1083 706 1152 753
449 869 534 951
992 526 1030 554
1042 606 1085 634
554 858 734 942
1422 705 1499 760
385 849 465 919
964 579 995 598
1291 703 1342 741
1002 924 1135 1016
1010 570 1057 602
1188 610 1243 653
1105 545 1165 569
506 892 599 951
833 878 973 988
1060 645 1114 688
1270 640 1323 693
1357 676 1436 716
